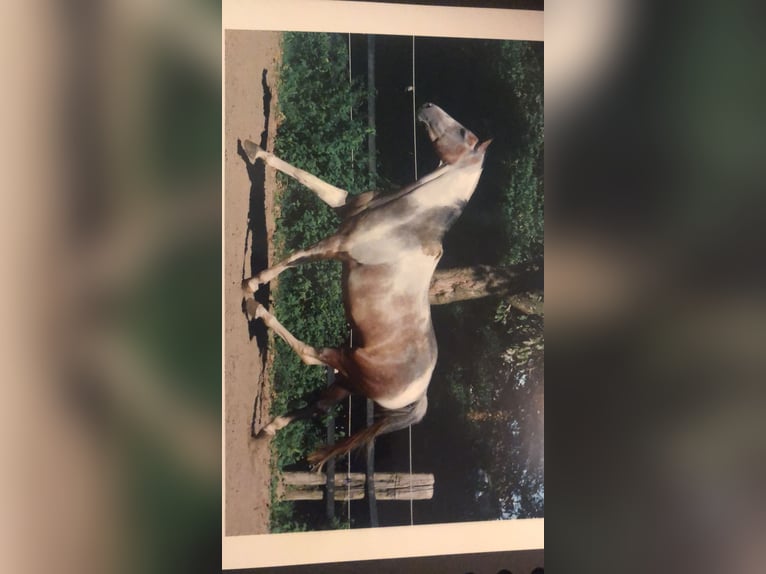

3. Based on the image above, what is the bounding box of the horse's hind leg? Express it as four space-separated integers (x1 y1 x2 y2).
242 140 348 208
249 299 350 437
257 382 349 437
246 300 334 367
242 234 343 293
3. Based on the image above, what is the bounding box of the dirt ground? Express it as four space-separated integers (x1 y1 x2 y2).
224 30 281 536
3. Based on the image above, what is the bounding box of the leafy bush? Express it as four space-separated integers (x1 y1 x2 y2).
269 499 309 534
495 41 544 265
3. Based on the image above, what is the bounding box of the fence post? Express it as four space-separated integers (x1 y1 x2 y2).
366 398 379 526
325 367 335 521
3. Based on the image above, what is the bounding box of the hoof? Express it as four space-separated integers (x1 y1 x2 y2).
242 277 258 295
242 140 265 162
244 298 265 319
242 273 271 294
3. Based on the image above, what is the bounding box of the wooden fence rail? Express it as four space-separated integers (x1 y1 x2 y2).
279 472 434 502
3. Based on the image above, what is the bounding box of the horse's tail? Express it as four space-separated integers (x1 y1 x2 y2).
307 394 428 470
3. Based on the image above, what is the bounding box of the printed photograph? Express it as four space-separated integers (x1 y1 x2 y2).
224 29 543 536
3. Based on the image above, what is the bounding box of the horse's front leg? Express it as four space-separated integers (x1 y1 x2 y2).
241 140 348 208
242 234 344 293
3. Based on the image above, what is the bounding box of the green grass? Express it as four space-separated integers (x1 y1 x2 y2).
267 32 371 532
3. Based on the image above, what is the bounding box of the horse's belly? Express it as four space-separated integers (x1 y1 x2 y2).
374 365 434 410
351 334 437 409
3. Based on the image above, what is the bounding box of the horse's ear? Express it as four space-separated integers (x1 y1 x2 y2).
477 139 493 154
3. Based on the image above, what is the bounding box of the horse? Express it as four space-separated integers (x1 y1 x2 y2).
241 103 491 468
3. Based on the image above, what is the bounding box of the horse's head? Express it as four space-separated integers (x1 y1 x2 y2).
417 103 491 166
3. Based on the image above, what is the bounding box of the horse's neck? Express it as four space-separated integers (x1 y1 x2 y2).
361 162 480 214
410 163 483 210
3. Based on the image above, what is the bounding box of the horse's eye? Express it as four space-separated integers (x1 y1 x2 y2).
460 128 466 137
